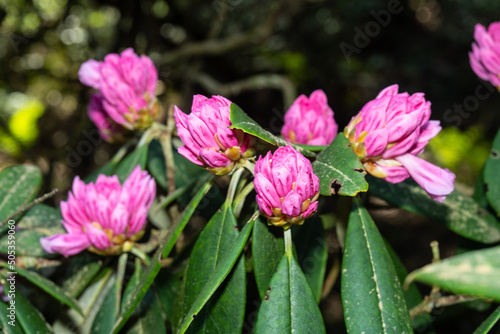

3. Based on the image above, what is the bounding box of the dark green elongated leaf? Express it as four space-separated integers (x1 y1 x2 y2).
155 266 183 323
182 203 246 334
484 129 500 215
177 214 256 334
15 289 52 333
294 143 327 152
123 289 166 333
52 268 113 333
252 216 284 300
0 301 24 334
91 274 118 334
368 176 500 244
0 164 42 221
341 198 412 333
229 103 315 158
473 305 500 334
312 135 368 196
113 180 213 333
293 215 327 303
384 240 432 331
115 144 148 183
0 204 65 257
121 258 142 314
406 245 500 301
473 167 490 210
62 255 102 298
254 254 326 334
2 264 82 315
147 139 206 191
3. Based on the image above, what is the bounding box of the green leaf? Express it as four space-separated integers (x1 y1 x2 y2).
368 176 500 244
384 240 432 331
14 289 52 333
341 197 412 333
113 180 213 333
484 129 500 215
252 216 284 300
123 289 166 333
155 266 183 323
473 167 490 210
52 268 113 334
0 204 65 257
61 255 102 298
3 264 82 315
90 274 118 334
177 214 255 334
229 103 315 158
182 203 246 334
0 301 24 334
121 258 142 314
0 164 42 221
147 139 206 191
254 254 326 334
115 145 148 183
312 135 368 196
473 305 500 334
293 215 327 303
406 245 500 301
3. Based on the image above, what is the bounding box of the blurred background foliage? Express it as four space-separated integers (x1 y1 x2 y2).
1 1 500 332
1 0 499 192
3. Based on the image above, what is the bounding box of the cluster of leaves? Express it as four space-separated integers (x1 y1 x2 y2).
1 102 500 333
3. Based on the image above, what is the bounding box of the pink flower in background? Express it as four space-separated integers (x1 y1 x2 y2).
79 48 158 134
174 94 254 175
282 90 338 145
345 84 455 202
469 22 500 88
88 93 127 143
254 146 320 229
40 166 156 257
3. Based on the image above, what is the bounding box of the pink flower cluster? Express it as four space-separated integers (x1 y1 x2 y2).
79 48 158 141
254 146 320 229
469 22 500 88
40 166 155 257
345 84 455 202
174 95 254 175
282 90 338 146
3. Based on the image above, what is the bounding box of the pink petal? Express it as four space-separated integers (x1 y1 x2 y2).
110 203 129 235
254 173 281 208
271 161 293 198
199 148 231 168
40 233 91 257
256 194 273 216
178 146 204 166
78 60 102 89
302 200 318 218
85 224 112 250
281 191 302 217
396 154 455 202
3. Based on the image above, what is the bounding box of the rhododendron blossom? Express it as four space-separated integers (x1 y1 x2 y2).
254 146 320 229
345 84 455 202
469 22 500 88
79 48 158 136
174 94 254 175
282 89 338 145
40 166 156 257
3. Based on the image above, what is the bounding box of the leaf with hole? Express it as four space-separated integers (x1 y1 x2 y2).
312 135 368 196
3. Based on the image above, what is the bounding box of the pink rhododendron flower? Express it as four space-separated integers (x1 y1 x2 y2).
40 166 156 257
282 90 338 145
254 146 320 229
174 94 254 175
345 84 455 202
78 48 158 136
469 22 500 88
88 93 127 143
